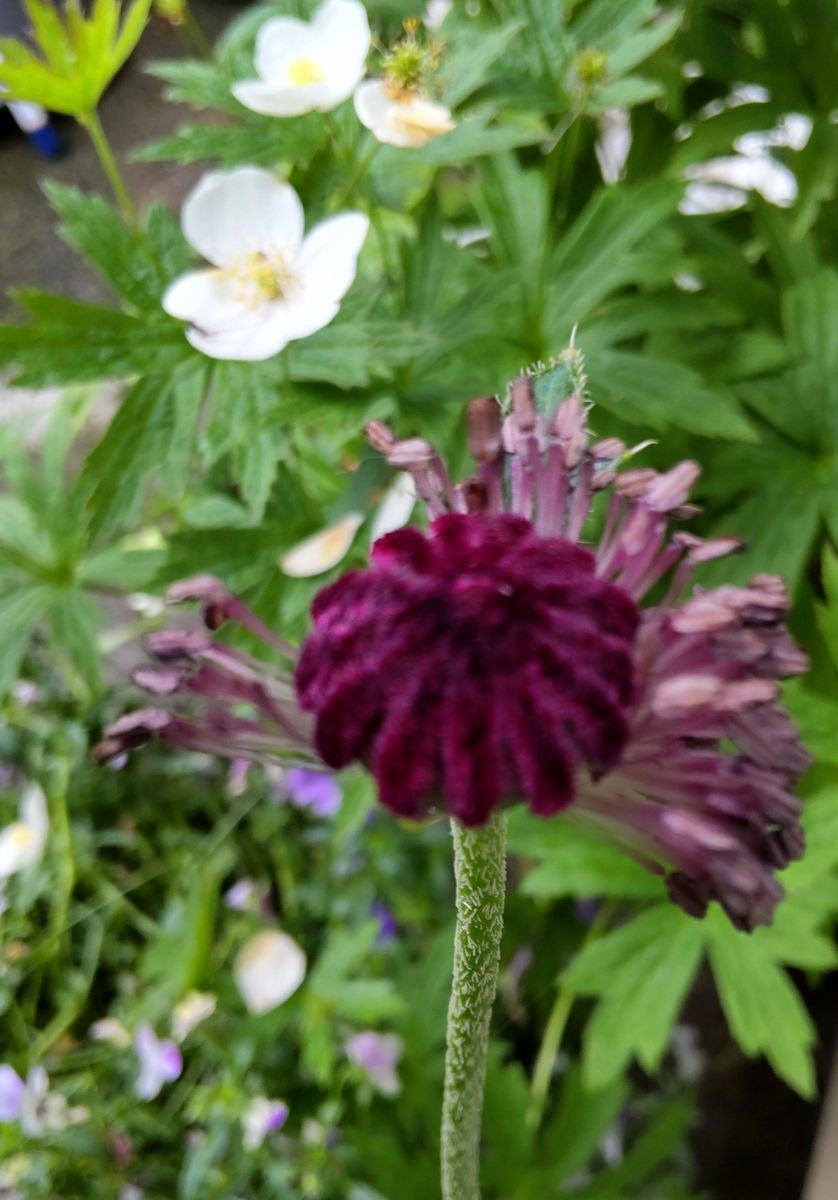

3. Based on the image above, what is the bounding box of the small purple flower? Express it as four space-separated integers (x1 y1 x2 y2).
134 1024 183 1100
0 1065 24 1122
284 768 342 817
345 1032 402 1096
242 1096 289 1149
371 901 397 945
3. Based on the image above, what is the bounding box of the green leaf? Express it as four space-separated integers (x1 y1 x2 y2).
48 587 102 688
540 1064 630 1181
507 808 662 900
564 905 705 1088
0 0 150 113
705 909 816 1097
0 291 190 386
80 371 197 538
0 585 53 691
45 182 165 310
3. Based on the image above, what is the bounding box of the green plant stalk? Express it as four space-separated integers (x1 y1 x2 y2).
79 108 139 228
441 812 507 1200
527 900 615 1130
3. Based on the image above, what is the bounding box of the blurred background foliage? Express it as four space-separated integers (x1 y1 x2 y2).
1 0 838 1195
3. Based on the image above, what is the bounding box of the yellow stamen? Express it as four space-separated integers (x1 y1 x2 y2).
223 250 298 308
288 57 326 86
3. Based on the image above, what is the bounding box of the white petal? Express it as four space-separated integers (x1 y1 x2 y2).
281 512 364 577
171 991 216 1043
295 212 369 305
163 270 250 331
354 80 454 148
185 316 293 362
679 182 748 215
595 108 631 185
234 930 306 1014
254 16 314 81
181 167 304 267
685 155 797 207
313 0 370 62
20 783 48 853
232 78 338 117
370 473 416 543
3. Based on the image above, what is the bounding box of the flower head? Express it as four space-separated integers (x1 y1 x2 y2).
234 930 306 1014
134 1024 183 1101
282 767 342 817
97 372 808 930
163 166 368 361
355 80 454 147
355 17 453 148
232 0 370 117
0 1066 89 1135
0 1066 25 1123
345 1031 402 1095
0 783 48 882
171 991 216 1043
242 1096 289 1149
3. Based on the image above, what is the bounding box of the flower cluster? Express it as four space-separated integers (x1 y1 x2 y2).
232 0 455 148
97 375 809 930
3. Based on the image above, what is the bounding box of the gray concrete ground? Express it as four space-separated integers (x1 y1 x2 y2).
0 0 244 317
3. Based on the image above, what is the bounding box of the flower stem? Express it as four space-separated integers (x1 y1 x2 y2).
441 813 507 1200
79 109 139 228
527 900 615 1131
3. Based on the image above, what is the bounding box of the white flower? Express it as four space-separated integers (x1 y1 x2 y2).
163 166 369 362
89 1017 132 1048
17 1067 89 1137
734 112 813 157
354 79 454 147
232 0 370 117
171 991 216 1043
280 512 364 577
241 1096 289 1149
423 0 452 30
234 930 306 1014
0 784 48 883
681 154 798 212
595 108 631 185
134 1024 183 1101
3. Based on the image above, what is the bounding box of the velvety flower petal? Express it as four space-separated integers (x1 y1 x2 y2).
181 167 305 267
162 270 250 331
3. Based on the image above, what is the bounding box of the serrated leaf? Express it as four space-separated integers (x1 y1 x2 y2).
705 909 816 1097
507 808 662 899
0 585 53 691
564 905 705 1088
45 182 164 310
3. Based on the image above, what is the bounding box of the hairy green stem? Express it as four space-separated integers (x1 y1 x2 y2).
441 813 507 1200
79 109 139 228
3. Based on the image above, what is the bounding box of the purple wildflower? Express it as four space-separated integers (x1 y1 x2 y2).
0 1065 24 1122
283 768 342 816
96 376 808 930
134 1024 183 1100
371 900 398 945
345 1031 403 1095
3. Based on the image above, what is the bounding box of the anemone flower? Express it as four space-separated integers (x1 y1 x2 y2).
162 166 368 361
354 79 454 147
232 0 370 118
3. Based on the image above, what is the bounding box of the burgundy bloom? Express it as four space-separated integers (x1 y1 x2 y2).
97 373 809 929
296 514 638 826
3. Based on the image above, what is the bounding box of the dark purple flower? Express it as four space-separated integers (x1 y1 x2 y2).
371 901 398 945
97 375 809 930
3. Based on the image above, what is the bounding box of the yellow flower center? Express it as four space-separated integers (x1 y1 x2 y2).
288 57 326 86
9 823 34 850
224 250 298 308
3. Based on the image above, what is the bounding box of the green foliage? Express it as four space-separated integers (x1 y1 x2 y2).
0 0 150 115
2 0 838 1194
